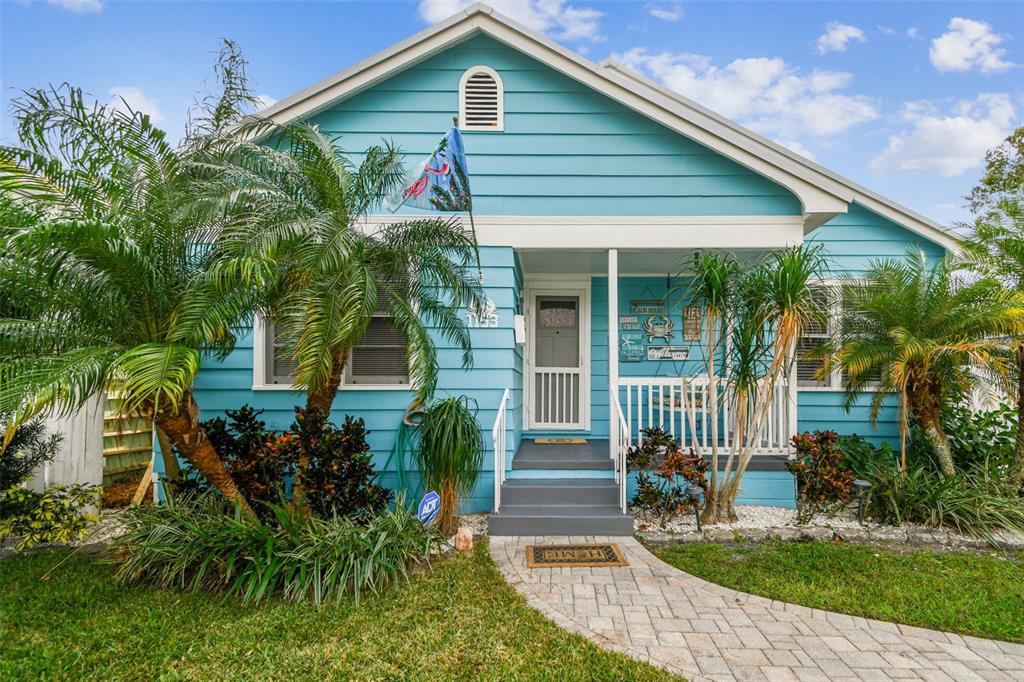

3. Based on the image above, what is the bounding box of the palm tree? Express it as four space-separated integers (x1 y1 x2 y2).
687 253 739 520
694 247 826 523
822 250 1024 476
0 45 263 513
200 122 483 512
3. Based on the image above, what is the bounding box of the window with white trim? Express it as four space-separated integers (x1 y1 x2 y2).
345 300 410 386
264 322 298 386
796 287 834 388
797 285 881 390
459 66 504 131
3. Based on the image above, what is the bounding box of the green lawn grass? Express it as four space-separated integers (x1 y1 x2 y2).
0 541 675 681
649 540 1024 643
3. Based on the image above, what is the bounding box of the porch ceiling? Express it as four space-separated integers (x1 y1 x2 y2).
518 248 765 275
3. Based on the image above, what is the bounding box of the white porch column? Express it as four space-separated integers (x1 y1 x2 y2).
608 248 619 460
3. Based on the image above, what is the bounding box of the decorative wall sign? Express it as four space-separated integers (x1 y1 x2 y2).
619 332 644 362
647 345 690 361
618 315 641 330
630 299 664 315
467 297 499 328
682 307 703 341
643 314 675 342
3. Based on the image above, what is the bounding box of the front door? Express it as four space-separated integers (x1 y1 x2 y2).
526 288 589 430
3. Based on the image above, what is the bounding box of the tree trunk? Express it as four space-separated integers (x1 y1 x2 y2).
153 392 255 516
438 478 458 537
154 426 180 481
1012 344 1024 489
910 380 955 477
293 349 348 517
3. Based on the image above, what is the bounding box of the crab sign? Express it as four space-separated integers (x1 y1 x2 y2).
643 314 675 342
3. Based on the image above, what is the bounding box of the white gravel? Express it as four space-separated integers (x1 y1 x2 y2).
633 504 871 534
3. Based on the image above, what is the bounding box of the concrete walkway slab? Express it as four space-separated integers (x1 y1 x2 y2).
489 536 1024 681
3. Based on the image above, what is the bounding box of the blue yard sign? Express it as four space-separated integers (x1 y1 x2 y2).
417 491 441 525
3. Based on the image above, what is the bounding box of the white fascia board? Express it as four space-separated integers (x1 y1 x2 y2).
361 214 804 250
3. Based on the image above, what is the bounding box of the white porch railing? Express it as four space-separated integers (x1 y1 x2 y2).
492 388 511 513
617 376 794 456
611 387 629 513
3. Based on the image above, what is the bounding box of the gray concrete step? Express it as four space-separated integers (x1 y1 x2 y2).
501 478 619 506
512 439 613 470
488 504 633 536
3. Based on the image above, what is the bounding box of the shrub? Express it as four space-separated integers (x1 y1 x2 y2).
626 427 676 471
837 434 898 478
0 417 62 491
280 409 392 520
112 492 438 605
170 405 390 522
909 401 1017 473
787 431 855 524
865 463 1024 538
415 397 484 535
631 431 708 524
0 484 100 549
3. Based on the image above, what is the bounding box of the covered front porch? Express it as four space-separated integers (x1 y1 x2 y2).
488 243 801 535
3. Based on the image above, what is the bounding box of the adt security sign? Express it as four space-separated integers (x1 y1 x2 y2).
417 491 441 525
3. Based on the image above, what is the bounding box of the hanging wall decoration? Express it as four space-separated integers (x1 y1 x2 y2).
618 315 642 330
630 300 664 315
619 332 645 362
643 314 675 342
647 346 690 361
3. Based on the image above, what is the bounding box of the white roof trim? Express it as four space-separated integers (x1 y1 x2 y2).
256 2 959 251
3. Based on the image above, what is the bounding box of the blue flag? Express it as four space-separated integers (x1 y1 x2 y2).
387 127 472 213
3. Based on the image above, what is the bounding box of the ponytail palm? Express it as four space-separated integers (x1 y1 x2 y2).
0 59 261 513
822 250 1024 476
688 253 739 515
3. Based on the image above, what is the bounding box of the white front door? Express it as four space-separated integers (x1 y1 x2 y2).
525 284 590 430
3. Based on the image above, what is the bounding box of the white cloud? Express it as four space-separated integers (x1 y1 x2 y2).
816 21 866 54
417 0 603 42
869 93 1016 177
646 3 683 23
906 27 919 39
612 48 878 139
254 94 277 111
46 0 103 12
108 86 164 125
878 26 896 37
929 17 1014 73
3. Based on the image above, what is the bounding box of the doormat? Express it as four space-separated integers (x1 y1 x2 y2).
526 543 628 568
534 437 587 444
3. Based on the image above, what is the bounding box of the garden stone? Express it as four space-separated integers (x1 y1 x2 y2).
766 527 802 542
454 527 474 552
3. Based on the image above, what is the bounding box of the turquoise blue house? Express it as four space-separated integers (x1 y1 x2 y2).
190 4 957 534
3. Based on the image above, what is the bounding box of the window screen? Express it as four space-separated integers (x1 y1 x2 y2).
265 322 298 385
346 303 410 386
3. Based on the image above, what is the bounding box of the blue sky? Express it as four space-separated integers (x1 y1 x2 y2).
2 1 1022 227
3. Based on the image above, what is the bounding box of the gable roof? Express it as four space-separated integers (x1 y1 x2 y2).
256 2 959 251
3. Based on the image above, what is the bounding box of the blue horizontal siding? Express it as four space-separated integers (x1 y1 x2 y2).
310 34 800 217
176 246 520 514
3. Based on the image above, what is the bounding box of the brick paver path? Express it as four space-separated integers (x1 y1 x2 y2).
489 535 1024 681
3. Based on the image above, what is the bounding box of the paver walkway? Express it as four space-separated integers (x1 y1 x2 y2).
489 535 1024 681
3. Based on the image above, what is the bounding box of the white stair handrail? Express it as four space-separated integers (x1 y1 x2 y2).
491 388 511 513
610 386 630 514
